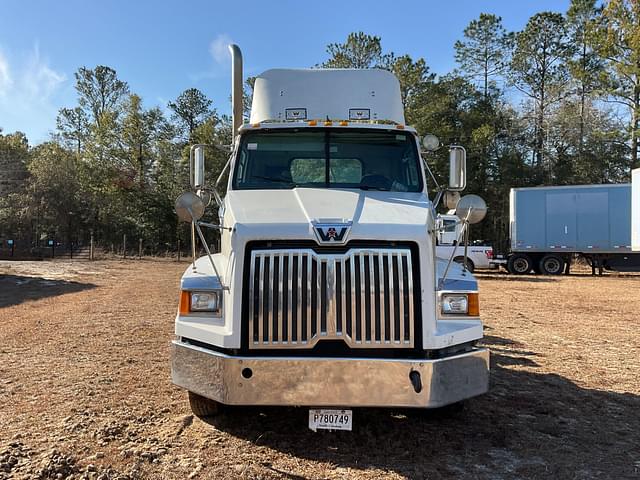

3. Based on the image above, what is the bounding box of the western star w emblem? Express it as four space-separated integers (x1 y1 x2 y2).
313 222 352 244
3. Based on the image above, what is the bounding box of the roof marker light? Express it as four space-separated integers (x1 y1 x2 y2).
324 120 333 126
396 124 405 130
308 120 317 126
339 121 348 126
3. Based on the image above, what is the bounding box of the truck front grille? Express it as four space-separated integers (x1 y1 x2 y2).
247 248 415 349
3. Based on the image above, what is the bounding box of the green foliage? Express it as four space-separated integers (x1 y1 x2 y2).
75 66 130 128
320 32 393 69
168 88 214 140
591 0 640 168
454 13 513 98
510 12 570 171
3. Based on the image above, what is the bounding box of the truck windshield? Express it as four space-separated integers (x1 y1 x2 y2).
232 129 423 192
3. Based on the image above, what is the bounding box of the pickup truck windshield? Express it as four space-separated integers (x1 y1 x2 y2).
232 129 423 191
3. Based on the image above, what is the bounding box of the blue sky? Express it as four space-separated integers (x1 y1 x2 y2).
0 0 569 144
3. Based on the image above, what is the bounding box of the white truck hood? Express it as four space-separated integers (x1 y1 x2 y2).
225 188 431 241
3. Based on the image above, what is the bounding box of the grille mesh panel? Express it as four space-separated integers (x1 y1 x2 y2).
248 248 414 349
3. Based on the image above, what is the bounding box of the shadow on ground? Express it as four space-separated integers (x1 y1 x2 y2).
0 274 96 308
199 334 640 479
475 272 559 283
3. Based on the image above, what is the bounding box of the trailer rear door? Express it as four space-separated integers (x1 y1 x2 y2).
545 192 576 249
576 191 609 250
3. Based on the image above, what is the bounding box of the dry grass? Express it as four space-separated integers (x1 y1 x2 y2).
1 260 639 479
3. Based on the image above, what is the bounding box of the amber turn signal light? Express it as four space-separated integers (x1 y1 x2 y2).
468 293 480 316
179 291 191 315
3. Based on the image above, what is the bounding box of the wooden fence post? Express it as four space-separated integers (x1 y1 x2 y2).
90 234 94 261
123 234 127 259
138 238 142 260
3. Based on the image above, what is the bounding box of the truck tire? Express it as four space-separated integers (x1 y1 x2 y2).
188 391 224 418
539 255 564 275
507 254 532 274
453 257 475 273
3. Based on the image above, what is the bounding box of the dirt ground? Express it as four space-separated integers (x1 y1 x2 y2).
1 259 639 480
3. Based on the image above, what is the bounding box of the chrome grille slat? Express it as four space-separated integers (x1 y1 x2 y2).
258 255 265 342
397 253 405 342
387 253 395 343
340 258 346 335
369 253 376 343
296 254 302 343
378 252 385 344
248 248 415 349
267 254 274 343
305 254 311 344
359 253 366 344
287 253 293 343
276 253 285 343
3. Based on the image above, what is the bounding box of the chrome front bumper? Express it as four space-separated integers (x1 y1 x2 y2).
171 341 489 408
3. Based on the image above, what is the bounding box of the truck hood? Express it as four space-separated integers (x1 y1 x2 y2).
226 188 431 231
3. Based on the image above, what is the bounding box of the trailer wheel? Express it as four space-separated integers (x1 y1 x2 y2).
539 255 564 275
188 391 224 418
507 254 532 274
453 257 475 273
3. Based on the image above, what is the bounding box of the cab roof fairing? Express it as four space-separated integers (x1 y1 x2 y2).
249 68 406 125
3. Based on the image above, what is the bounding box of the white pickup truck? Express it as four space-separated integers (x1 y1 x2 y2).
171 45 489 430
435 214 495 272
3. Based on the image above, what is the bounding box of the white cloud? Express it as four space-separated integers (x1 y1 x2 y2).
0 50 13 97
0 44 68 142
209 33 233 66
23 44 66 100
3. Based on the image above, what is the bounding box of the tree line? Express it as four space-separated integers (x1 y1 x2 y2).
0 0 638 253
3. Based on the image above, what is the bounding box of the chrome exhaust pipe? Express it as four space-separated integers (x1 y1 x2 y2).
228 44 243 139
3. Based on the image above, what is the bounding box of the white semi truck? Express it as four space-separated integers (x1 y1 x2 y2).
171 45 489 430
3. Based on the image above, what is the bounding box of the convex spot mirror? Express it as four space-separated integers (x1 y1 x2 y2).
456 194 487 225
448 146 466 191
175 192 205 223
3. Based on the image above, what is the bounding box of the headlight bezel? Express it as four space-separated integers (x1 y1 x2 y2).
179 289 223 317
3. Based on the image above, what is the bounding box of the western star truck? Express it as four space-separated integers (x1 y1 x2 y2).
496 174 640 275
171 45 489 430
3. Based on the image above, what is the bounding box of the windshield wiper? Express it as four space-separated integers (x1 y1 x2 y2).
250 175 296 185
359 184 390 191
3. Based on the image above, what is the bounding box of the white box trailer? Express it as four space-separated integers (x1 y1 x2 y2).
503 171 640 274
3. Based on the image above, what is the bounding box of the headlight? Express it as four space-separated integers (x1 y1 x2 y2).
180 290 223 316
440 292 479 316
441 294 468 314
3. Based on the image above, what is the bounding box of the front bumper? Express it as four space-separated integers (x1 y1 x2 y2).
171 341 489 408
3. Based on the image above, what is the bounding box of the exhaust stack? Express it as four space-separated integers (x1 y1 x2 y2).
228 44 243 139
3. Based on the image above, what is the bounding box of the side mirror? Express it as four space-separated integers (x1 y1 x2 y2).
448 146 466 191
192 146 205 189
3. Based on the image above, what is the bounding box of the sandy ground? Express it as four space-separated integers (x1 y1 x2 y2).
1 259 639 480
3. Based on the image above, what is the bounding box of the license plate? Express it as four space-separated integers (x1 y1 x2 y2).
308 409 352 431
